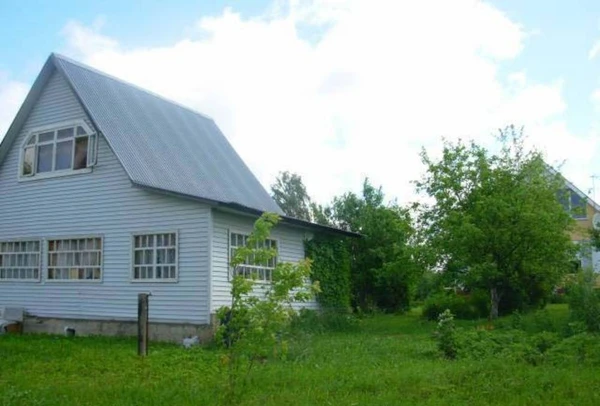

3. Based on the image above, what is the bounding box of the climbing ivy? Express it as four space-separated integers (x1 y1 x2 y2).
305 234 352 311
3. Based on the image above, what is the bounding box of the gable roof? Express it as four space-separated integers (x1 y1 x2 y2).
0 53 283 215
562 175 600 213
546 164 600 212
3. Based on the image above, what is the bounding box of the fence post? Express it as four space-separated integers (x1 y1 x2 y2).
138 293 150 356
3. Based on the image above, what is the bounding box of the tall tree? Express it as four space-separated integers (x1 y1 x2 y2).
416 127 576 318
271 171 312 221
332 179 421 312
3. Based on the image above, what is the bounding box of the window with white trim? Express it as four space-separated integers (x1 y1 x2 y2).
47 238 102 280
229 232 277 282
132 233 177 281
0 240 41 281
21 122 96 178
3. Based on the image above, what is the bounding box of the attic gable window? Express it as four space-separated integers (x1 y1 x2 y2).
21 121 96 179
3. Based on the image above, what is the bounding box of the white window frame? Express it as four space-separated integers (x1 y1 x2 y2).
228 229 279 283
18 120 97 182
46 235 104 283
0 239 42 283
130 231 179 283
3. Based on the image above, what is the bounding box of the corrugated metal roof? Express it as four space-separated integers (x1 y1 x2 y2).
0 54 359 237
51 53 283 214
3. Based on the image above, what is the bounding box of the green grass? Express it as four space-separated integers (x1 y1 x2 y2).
1 305 599 405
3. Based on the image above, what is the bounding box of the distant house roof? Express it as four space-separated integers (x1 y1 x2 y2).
563 176 600 212
545 163 600 212
0 53 359 238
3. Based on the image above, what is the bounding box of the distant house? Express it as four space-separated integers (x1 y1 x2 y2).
0 54 353 340
558 174 600 272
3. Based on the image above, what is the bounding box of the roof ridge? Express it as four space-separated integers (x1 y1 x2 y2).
51 52 215 122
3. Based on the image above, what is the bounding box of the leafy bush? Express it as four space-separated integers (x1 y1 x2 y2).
567 269 600 332
435 309 457 359
215 213 319 403
422 291 488 321
494 308 569 335
545 333 600 366
452 328 561 365
455 328 529 360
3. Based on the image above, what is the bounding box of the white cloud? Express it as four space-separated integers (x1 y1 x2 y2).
590 39 600 60
2 0 592 205
0 73 28 142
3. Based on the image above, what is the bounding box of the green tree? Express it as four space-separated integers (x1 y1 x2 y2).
216 213 318 403
331 179 421 312
271 171 312 221
416 127 576 319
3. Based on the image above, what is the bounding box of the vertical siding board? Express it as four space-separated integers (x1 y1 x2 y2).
210 210 319 312
0 71 211 324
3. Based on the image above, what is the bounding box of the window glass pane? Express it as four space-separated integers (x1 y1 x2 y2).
26 135 36 145
23 147 34 176
55 140 73 170
76 126 87 136
157 249 166 264
37 144 54 173
74 136 88 170
57 127 74 139
39 131 54 143
144 250 153 265
134 251 143 265
167 248 176 264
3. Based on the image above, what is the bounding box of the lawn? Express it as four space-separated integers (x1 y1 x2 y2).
1 305 599 406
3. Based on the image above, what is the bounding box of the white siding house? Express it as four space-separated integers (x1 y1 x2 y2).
0 54 349 340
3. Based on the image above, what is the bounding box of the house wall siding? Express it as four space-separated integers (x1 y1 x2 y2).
210 210 318 312
0 70 211 324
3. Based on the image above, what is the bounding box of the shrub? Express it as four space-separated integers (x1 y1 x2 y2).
529 331 561 354
495 308 568 335
436 309 457 359
455 328 529 360
567 269 600 332
422 291 487 321
545 333 600 366
215 213 319 404
452 328 560 365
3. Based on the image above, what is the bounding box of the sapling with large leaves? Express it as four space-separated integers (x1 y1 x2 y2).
215 212 319 403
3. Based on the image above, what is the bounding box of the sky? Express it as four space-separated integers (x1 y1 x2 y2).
2 0 600 205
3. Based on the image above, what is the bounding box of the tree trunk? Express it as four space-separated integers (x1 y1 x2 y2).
489 287 500 320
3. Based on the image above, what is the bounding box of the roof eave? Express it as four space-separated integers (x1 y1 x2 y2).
133 182 359 238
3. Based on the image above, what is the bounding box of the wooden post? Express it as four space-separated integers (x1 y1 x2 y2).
138 293 150 356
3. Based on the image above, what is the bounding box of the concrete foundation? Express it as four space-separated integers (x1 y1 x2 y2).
22 316 217 343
